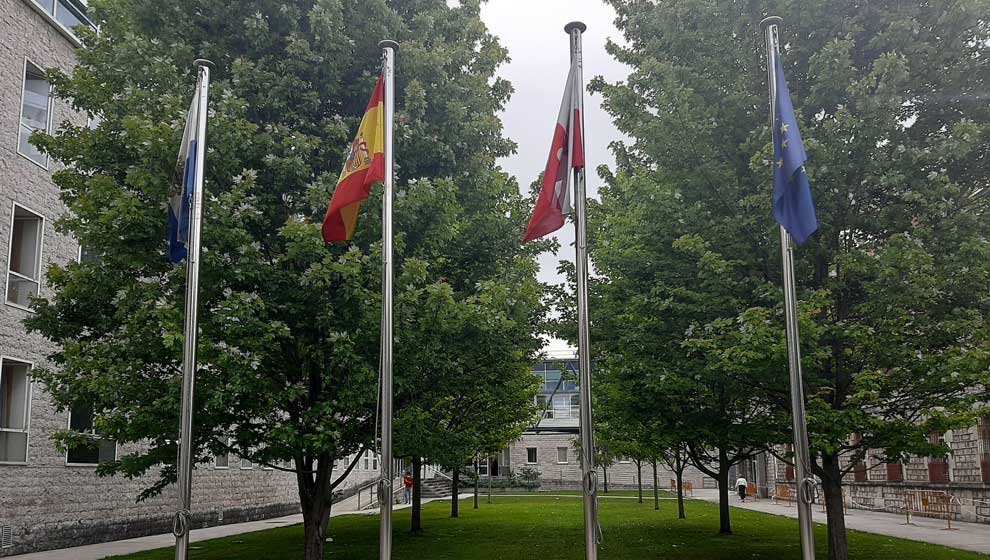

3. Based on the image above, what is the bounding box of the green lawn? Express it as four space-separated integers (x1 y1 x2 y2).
110 495 985 559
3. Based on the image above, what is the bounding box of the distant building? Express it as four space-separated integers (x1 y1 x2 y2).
494 349 709 492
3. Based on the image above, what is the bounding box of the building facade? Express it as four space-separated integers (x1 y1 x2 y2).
0 1 388 555
769 423 990 524
501 351 709 492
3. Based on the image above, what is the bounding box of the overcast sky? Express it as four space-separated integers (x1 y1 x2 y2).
480 1 630 353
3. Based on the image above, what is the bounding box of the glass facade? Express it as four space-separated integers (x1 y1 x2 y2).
532 358 580 423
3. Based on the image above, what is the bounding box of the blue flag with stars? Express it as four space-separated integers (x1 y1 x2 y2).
772 55 817 245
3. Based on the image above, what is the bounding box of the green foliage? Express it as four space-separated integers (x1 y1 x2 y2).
24 3 542 553
588 0 990 553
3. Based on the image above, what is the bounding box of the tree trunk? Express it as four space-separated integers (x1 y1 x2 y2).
297 457 333 560
652 460 659 511
675 454 686 519
717 448 732 534
302 510 330 560
474 460 479 509
451 468 460 518
637 460 644 503
603 465 609 494
822 452 850 560
411 457 423 533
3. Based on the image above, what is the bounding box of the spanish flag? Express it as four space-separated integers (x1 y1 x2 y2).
322 76 386 242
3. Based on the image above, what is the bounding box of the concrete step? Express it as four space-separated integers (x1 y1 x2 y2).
421 477 453 498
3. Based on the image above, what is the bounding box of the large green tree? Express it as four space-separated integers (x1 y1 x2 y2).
26 1 541 559
584 171 788 534
593 1 990 558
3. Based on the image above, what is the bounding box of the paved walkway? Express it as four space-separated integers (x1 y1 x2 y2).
10 494 474 560
691 488 990 555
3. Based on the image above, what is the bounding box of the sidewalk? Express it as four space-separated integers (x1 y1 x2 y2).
692 488 990 555
9 494 474 560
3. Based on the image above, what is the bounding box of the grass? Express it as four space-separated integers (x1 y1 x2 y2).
109 494 985 560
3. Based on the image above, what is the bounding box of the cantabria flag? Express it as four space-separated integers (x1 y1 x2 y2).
322 76 386 242
523 57 584 243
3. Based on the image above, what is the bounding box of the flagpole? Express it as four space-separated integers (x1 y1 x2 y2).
173 58 212 560
761 17 816 560
378 39 398 560
565 20 599 560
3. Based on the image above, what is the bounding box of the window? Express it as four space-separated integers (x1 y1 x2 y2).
851 435 867 482
0 358 32 463
556 446 568 464
927 432 950 483
27 0 96 39
78 246 101 264
54 0 83 30
215 438 230 469
978 416 990 483
240 456 253 469
7 205 44 308
569 394 580 419
536 395 552 419
65 403 116 465
885 463 904 482
526 447 537 464
18 61 52 167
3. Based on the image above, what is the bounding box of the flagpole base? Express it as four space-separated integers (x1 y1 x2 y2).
564 21 587 34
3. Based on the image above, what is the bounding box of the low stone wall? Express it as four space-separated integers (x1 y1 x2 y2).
844 482 990 524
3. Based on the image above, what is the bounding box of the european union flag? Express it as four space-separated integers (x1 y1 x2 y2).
772 55 817 246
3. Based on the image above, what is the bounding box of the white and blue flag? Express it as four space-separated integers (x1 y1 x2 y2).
167 89 201 263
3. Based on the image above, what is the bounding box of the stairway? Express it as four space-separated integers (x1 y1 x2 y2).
420 477 453 499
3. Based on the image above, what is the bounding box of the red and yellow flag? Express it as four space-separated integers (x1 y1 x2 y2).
322 76 386 242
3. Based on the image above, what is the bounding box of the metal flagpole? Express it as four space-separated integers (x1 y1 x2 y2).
378 39 398 560
173 58 212 560
761 17 816 560
565 20 599 560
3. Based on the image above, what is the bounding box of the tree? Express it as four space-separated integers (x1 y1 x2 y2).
582 170 788 534
393 273 541 528
26 1 539 559
594 1 990 557
659 442 690 520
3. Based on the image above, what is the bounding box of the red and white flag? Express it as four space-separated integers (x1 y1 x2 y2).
523 58 584 243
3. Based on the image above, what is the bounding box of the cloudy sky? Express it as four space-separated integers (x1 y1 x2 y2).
480 0 630 353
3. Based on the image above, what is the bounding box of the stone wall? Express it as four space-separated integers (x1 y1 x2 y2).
769 423 990 525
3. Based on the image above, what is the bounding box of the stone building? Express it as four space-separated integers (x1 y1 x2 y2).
767 422 990 524
0 1 379 555
499 350 709 492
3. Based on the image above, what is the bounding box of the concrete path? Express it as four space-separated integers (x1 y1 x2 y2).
9 494 474 560
691 488 990 555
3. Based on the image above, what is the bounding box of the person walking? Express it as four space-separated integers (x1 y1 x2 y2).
736 475 748 502
403 472 414 504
